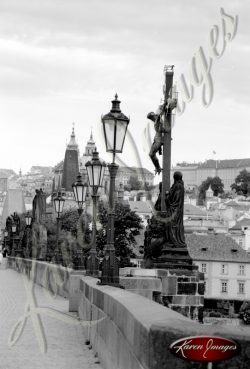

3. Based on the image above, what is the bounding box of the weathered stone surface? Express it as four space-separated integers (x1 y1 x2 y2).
171 305 190 317
198 282 205 295
120 277 162 291
161 276 177 295
185 295 203 306
7 259 250 369
177 282 197 295
128 289 153 300
178 277 190 282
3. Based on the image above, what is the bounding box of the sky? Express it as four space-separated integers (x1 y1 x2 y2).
0 0 249 175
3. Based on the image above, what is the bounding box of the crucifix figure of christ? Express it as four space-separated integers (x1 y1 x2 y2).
147 65 177 212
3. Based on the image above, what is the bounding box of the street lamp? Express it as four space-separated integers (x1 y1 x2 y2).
72 173 88 215
53 191 65 263
25 211 32 227
85 151 106 277
25 211 32 258
72 172 88 269
101 94 130 285
11 221 17 256
4 229 8 254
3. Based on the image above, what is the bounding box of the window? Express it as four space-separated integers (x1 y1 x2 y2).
238 282 245 294
221 281 228 293
221 264 228 274
239 238 243 248
201 263 207 273
239 265 245 276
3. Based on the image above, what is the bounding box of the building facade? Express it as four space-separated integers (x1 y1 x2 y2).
116 167 154 188
187 233 250 313
172 159 250 191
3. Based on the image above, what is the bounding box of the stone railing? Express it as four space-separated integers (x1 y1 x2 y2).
73 276 250 369
7 256 77 298
7 258 250 369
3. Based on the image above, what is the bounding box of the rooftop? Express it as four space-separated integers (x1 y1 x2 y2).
128 201 152 214
186 233 250 262
184 204 207 217
199 158 250 169
118 167 154 176
229 218 250 231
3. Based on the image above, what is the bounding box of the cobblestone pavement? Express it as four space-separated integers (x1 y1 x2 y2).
0 268 103 369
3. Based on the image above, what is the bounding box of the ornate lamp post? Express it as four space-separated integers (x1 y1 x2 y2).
11 221 17 256
25 211 32 258
85 151 106 276
4 229 8 254
72 172 88 268
53 191 65 263
101 94 130 285
72 173 88 215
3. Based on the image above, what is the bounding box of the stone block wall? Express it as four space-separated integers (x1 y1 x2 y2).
76 276 250 369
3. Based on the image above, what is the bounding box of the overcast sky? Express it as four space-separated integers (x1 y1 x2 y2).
0 0 249 175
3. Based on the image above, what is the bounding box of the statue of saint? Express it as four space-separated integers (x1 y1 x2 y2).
164 171 186 247
32 189 46 223
147 98 177 175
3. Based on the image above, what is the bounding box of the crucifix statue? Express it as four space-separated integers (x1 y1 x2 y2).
148 65 177 211
144 66 193 268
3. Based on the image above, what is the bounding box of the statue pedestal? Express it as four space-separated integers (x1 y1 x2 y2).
120 267 204 321
157 268 204 320
151 246 194 270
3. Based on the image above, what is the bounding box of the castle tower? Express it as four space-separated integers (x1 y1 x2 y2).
61 125 79 192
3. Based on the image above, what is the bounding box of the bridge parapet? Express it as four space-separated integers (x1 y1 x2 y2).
77 276 250 369
6 257 250 369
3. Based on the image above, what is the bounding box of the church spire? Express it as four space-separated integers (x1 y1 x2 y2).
62 124 79 191
84 130 96 156
67 123 79 151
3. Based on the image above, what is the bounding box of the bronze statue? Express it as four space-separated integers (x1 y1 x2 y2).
148 98 177 175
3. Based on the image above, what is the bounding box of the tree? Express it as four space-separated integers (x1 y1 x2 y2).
231 169 250 196
96 200 143 267
127 175 142 191
198 176 224 204
43 208 92 266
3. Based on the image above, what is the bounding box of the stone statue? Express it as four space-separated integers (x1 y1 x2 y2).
11 212 21 234
164 171 186 247
144 172 187 264
32 189 46 224
31 189 47 259
148 98 177 175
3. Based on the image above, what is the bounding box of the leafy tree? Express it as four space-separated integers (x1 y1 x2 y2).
127 175 142 191
96 200 143 266
43 208 91 266
198 176 224 204
143 182 155 191
231 169 250 196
